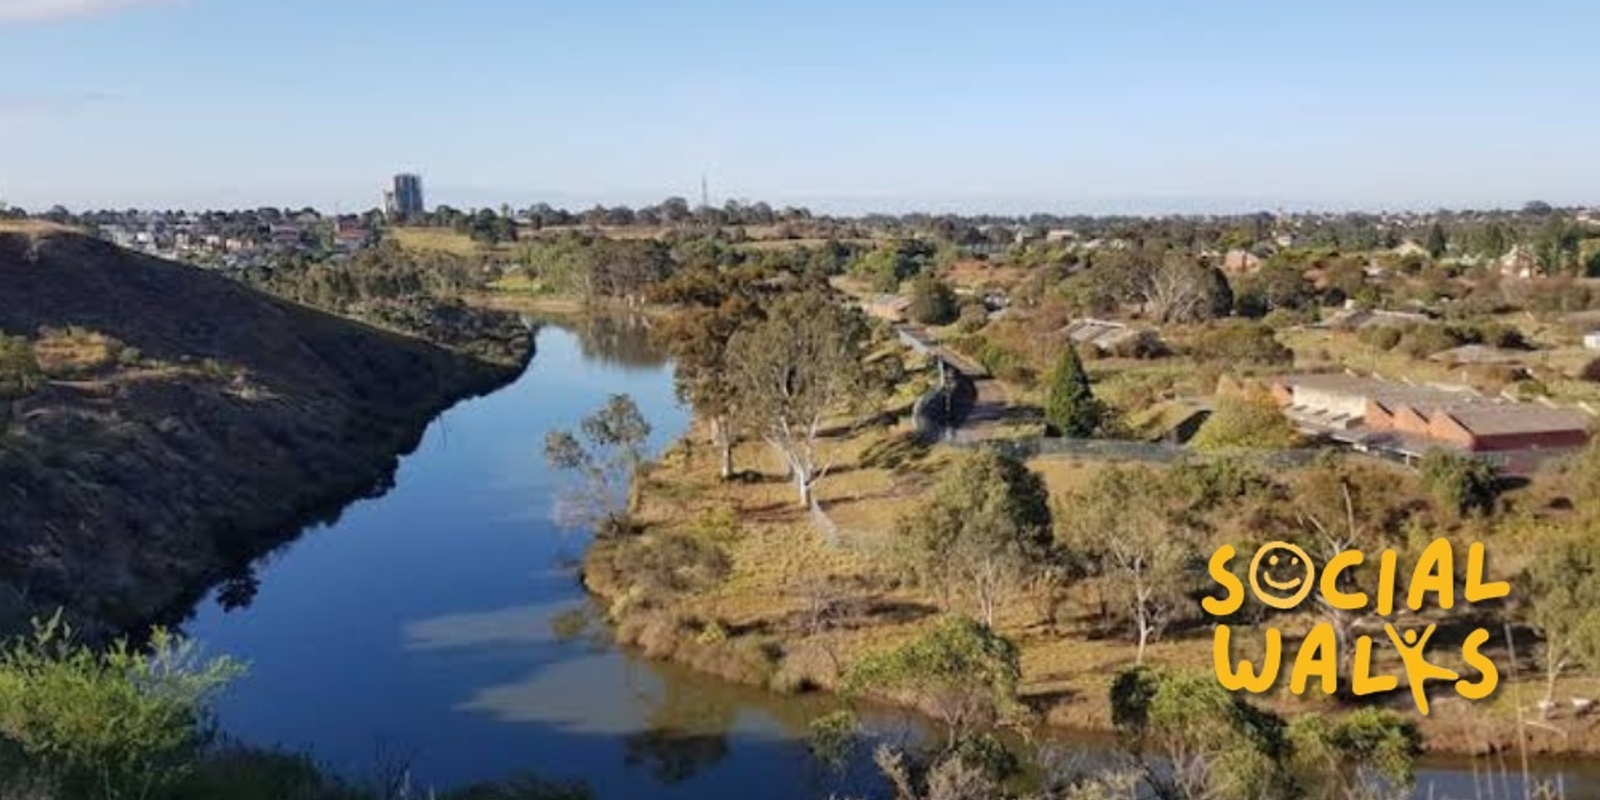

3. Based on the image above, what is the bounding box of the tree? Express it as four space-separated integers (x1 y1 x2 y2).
1142 257 1231 323
1190 386 1300 452
0 613 244 800
1291 460 1420 681
1418 449 1498 517
0 335 42 398
1287 708 1421 798
650 267 765 479
851 239 936 292
896 450 1054 625
907 275 959 326
1522 523 1600 714
543 394 652 536
1533 215 1581 275
1424 222 1449 260
843 618 1023 748
1109 667 1289 800
1061 467 1197 664
725 291 870 509
1043 345 1102 437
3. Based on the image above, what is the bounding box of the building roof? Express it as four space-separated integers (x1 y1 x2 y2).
1442 406 1593 437
1060 318 1157 351
1270 373 1593 440
1322 308 1431 330
865 294 912 311
1429 344 1529 365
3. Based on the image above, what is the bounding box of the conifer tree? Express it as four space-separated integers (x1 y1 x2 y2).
1044 345 1102 437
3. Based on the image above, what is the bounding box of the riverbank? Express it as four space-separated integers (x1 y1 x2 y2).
586 414 1600 759
0 228 534 636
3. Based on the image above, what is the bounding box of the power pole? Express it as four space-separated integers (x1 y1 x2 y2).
701 174 709 210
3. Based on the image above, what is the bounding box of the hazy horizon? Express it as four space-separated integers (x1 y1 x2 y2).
4 0 1599 214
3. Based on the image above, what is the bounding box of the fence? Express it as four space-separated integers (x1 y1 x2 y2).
951 434 1325 469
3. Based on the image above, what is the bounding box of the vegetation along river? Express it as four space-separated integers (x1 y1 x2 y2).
179 315 1600 800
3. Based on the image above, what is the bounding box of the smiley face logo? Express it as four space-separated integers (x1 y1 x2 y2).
1248 542 1316 610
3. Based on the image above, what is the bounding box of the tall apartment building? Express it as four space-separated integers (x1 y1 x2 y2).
386 174 425 219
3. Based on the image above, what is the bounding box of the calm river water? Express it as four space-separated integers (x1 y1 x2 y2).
183 315 1600 800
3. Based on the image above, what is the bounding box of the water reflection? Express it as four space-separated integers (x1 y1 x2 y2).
214 569 260 612
404 604 558 652
179 318 1600 800
521 312 668 371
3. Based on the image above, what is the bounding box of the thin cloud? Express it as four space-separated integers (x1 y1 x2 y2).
0 0 172 23
0 92 113 121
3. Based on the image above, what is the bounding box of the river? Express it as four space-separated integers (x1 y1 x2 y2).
183 315 1600 800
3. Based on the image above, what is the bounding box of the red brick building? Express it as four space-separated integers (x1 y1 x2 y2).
1266 374 1593 471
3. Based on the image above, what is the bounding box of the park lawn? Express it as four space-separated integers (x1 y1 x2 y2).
389 226 519 257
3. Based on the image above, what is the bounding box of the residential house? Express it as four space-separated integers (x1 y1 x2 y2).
269 225 304 248
1497 244 1540 279
1321 307 1431 331
861 294 913 322
1060 318 1163 357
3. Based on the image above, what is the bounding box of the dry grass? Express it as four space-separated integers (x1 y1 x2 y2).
943 259 1027 292
388 227 518 257
605 413 1600 755
31 327 128 378
0 220 77 236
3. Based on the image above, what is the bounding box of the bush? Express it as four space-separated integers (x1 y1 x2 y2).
606 533 731 603
907 276 959 326
954 302 988 334
0 336 42 398
1396 324 1461 359
0 613 244 800
1191 387 1300 452
1110 667 1288 800
1356 326 1403 351
1189 323 1293 366
30 327 126 379
1581 356 1600 383
1418 450 1498 517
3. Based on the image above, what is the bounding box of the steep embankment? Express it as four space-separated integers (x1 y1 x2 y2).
0 229 528 632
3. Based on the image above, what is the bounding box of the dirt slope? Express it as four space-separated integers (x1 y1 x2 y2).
0 230 527 632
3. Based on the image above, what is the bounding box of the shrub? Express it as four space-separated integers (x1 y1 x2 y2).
1191 387 1300 452
1287 708 1422 795
1190 323 1293 366
0 614 244 800
1581 356 1600 383
1357 326 1403 351
606 532 731 603
1418 450 1498 517
0 336 42 398
954 301 989 334
907 276 959 326
1396 324 1461 359
30 327 125 379
843 618 1023 746
1109 667 1289 800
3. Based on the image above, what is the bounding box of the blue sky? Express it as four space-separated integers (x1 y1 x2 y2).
2 0 1597 214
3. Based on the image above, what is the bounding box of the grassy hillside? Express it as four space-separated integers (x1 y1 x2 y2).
0 229 527 633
